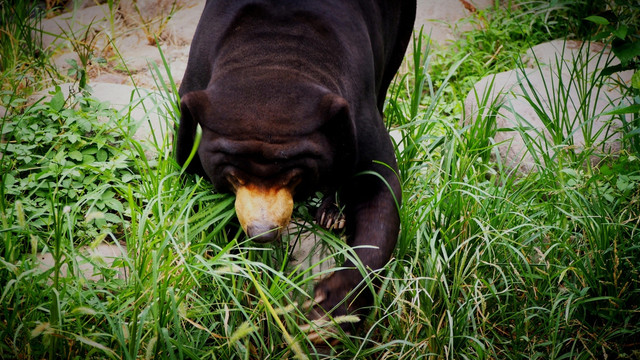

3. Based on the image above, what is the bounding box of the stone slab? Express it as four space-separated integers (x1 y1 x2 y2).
464 40 630 173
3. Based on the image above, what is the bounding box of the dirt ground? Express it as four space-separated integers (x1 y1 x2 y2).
39 0 494 91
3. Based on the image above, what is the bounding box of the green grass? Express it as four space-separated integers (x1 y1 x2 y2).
1 0 640 359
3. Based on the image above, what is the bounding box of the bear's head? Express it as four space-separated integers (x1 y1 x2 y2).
177 70 356 242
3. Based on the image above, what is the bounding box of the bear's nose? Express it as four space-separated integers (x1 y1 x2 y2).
247 224 281 243
234 185 293 243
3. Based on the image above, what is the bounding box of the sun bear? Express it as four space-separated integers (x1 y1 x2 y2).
177 0 416 329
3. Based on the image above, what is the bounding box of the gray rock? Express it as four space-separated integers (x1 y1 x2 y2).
163 1 205 47
415 0 494 45
65 0 100 11
38 4 111 50
36 243 128 283
522 39 633 85
89 82 172 150
115 34 166 73
286 223 337 281
464 40 631 173
92 72 129 84
50 51 81 73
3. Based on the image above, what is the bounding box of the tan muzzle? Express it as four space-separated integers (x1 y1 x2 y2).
234 185 294 243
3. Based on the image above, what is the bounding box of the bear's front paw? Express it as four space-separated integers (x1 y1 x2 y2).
316 196 346 231
304 270 371 343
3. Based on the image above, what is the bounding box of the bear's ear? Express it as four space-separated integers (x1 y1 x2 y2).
177 90 208 176
319 93 358 173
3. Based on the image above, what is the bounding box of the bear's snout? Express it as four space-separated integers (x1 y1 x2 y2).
234 185 294 243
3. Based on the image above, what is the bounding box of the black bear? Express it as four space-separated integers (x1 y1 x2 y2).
177 0 416 328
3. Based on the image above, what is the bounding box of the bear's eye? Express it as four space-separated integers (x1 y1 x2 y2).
286 173 302 188
226 173 245 188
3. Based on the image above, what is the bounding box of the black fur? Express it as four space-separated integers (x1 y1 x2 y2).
178 0 416 326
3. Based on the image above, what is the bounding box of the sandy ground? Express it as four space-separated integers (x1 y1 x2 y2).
39 0 495 90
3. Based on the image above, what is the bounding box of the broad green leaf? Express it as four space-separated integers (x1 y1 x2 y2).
612 41 640 64
104 198 124 213
612 25 628 40
66 133 79 144
103 213 121 223
4 173 15 186
101 190 115 200
584 15 609 25
122 173 136 183
68 151 83 162
97 149 108 162
617 175 635 192
82 154 96 163
47 87 65 112
82 146 98 155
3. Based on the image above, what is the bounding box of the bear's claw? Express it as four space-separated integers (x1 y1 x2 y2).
316 197 346 231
